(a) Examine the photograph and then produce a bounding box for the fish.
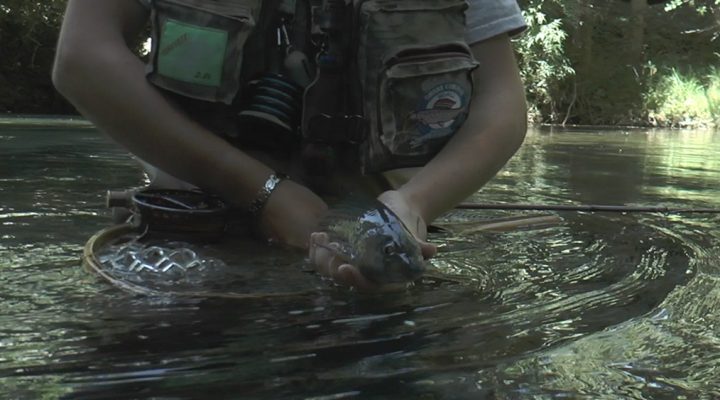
[317,199,427,284]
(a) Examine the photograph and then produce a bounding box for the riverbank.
[4,115,716,134]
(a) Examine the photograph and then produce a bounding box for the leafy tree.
[0,0,71,114]
[515,0,575,123]
[517,0,720,126]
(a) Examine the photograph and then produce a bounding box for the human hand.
[377,190,437,260]
[308,231,383,291]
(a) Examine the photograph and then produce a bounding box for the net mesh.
[97,240,229,287]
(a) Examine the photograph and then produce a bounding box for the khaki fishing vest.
[145,0,478,173]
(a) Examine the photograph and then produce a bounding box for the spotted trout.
[318,200,427,284]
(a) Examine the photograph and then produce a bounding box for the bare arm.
[53,0,327,247]
[397,34,528,224]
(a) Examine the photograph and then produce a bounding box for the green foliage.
[704,68,720,124]
[517,0,720,127]
[644,67,720,127]
[514,0,575,122]
[665,0,720,15]
[0,0,71,114]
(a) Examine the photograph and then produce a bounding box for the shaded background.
[1,0,719,126]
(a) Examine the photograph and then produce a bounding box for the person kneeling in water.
[53,0,528,290]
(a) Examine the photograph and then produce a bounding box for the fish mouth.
[402,253,427,277]
[384,260,426,284]
[361,259,426,284]
[404,261,427,280]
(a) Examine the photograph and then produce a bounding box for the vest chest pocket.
[148,0,259,104]
[379,48,476,158]
[356,0,479,173]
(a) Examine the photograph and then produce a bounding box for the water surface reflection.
[1,123,719,398]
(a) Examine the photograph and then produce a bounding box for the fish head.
[351,209,427,284]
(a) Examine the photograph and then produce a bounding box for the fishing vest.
[145,0,478,173]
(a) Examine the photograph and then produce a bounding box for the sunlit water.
[2,119,720,399]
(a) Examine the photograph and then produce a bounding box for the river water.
[1,119,719,399]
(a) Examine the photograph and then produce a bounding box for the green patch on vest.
[157,19,228,87]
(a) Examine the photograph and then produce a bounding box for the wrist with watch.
[247,172,288,218]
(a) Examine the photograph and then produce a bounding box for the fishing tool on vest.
[236,0,311,150]
[300,0,364,176]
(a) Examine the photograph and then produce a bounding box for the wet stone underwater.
[1,119,720,399]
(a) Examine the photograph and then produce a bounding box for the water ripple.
[1,125,719,398]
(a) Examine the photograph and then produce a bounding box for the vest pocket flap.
[160,0,259,19]
[384,52,478,80]
[361,0,467,13]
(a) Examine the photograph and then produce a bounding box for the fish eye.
[383,244,396,255]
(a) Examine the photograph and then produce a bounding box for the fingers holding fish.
[309,196,428,288]
[377,190,429,241]
[309,232,338,276]
[308,232,380,291]
[333,264,379,291]
[419,241,438,260]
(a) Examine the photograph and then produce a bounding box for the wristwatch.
[248,173,288,217]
